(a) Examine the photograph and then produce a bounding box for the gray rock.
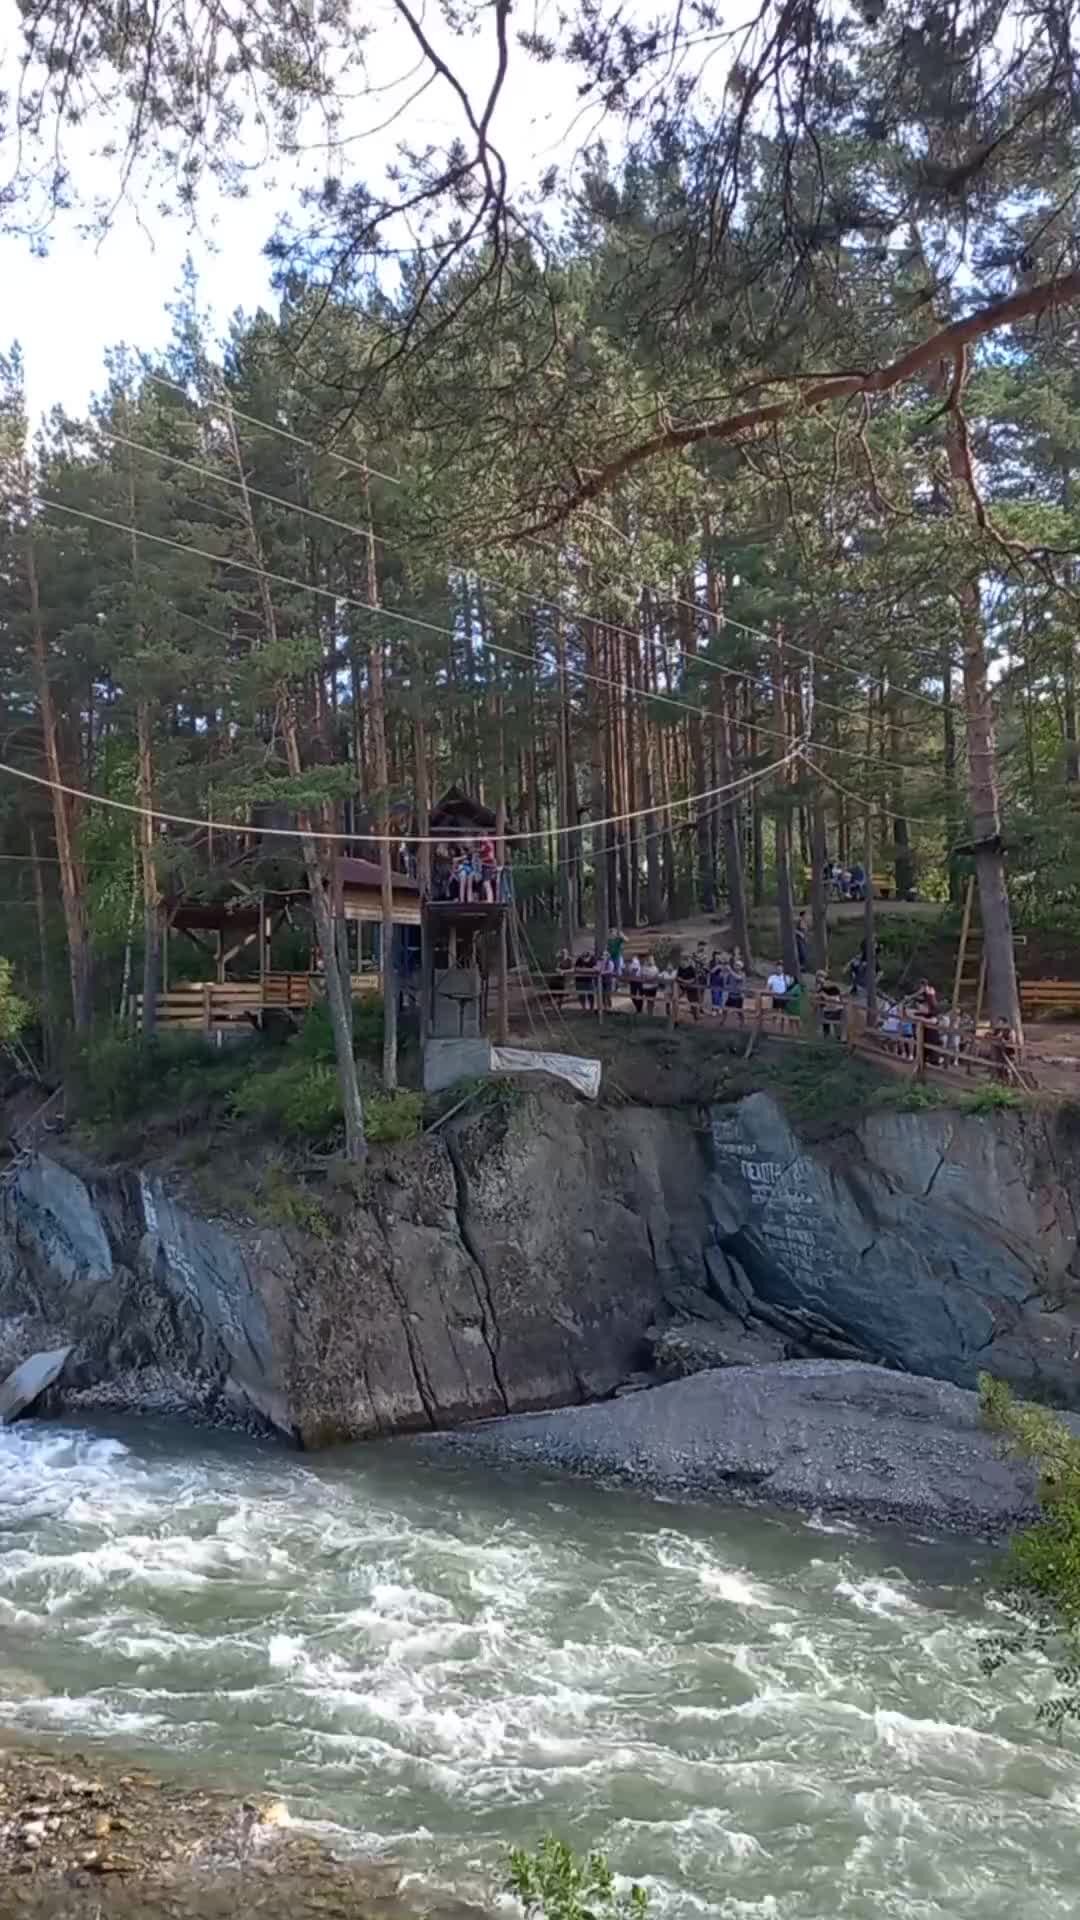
[418,1359,1066,1537]
[0,1345,72,1423]
[649,1315,792,1376]
[2,1083,1080,1450]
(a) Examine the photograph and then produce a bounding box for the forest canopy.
[0,0,1078,1149]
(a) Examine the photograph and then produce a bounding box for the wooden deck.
[133,971,382,1033]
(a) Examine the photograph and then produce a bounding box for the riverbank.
[419,1360,1063,1538]
[0,1734,485,1918]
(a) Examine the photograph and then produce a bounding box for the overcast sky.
[0,1,600,420]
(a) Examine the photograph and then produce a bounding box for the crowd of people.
[545,920,976,1062]
[824,858,868,901]
[430,837,502,904]
[550,934,763,1023]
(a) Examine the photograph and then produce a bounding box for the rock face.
[419,1360,1064,1537]
[0,1345,72,1424]
[0,1094,713,1443]
[1,1084,1079,1445]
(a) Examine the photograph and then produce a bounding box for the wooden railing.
[133,969,393,1032]
[134,973,315,1032]
[530,967,1020,1084]
[1019,981,1080,1018]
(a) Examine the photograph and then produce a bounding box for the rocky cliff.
[1,1083,1079,1443]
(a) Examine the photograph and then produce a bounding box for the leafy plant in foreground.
[979,1374,1080,1730]
[508,1838,648,1919]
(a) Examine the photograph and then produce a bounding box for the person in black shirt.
[574,950,596,1011]
[676,954,703,1021]
[816,970,844,1039]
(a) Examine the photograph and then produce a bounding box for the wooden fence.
[133,969,384,1033]
[529,967,1018,1085]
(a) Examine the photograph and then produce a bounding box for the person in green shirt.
[607,928,626,971]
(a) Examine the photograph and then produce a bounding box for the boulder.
[418,1359,1072,1537]
[0,1345,72,1423]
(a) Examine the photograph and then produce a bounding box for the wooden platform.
[133,970,382,1033]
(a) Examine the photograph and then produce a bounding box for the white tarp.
[490,1047,602,1100]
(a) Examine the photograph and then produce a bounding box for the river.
[1,1416,1078,1918]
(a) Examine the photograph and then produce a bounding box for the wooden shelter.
[135,864,422,1036]
[419,788,510,1083]
[338,858,421,926]
[429,786,498,839]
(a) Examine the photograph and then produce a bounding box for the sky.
[0,1,601,422]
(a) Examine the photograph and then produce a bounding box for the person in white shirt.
[766,967,791,1006]
[640,953,660,1015]
[626,952,643,1012]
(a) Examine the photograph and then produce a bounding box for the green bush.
[293,995,384,1066]
[260,1165,333,1239]
[365,1089,424,1143]
[508,1840,648,1920]
[956,1083,1024,1113]
[0,956,30,1048]
[979,1375,1080,1730]
[867,1081,945,1113]
[70,1030,253,1127]
[232,1059,343,1142]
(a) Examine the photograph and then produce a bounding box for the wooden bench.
[1020,981,1080,1018]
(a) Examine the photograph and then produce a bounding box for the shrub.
[0,956,30,1049]
[293,995,384,1066]
[71,1029,252,1128]
[957,1083,1024,1114]
[260,1165,333,1239]
[365,1089,424,1143]
[232,1059,343,1142]
[508,1840,648,1920]
[979,1375,1080,1729]
[867,1081,945,1113]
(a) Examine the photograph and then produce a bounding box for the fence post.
[203,983,213,1034]
[914,1018,925,1077]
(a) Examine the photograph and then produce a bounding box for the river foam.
[1,1416,1078,1918]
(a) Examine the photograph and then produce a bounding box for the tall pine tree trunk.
[137,698,161,1037]
[942,639,961,903]
[360,472,398,1091]
[703,547,751,964]
[554,617,576,946]
[584,621,608,954]
[773,643,798,979]
[24,525,92,1032]
[223,398,366,1159]
[943,416,1023,1037]
[28,820,55,1067]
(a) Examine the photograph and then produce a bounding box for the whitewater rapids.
[1,1417,1078,1917]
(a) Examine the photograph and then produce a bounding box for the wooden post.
[952,873,975,1012]
[974,950,988,1032]
[863,806,878,1029]
[496,917,509,1043]
[914,1017,926,1077]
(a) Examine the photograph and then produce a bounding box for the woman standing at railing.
[575,949,596,1012]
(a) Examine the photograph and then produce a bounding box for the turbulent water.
[2,1419,1079,1919]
